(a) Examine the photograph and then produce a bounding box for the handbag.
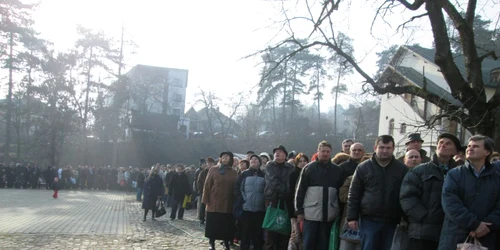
[328,217,341,250]
[155,200,167,217]
[262,200,291,235]
[390,224,409,250]
[339,221,361,243]
[457,236,487,250]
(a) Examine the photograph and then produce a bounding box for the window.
[173,108,181,116]
[174,94,182,102]
[389,119,395,136]
[400,123,406,134]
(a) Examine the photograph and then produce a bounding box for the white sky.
[28,0,500,114]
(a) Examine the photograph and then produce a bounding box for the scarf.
[219,165,228,175]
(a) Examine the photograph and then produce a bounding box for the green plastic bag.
[329,217,341,250]
[262,200,291,235]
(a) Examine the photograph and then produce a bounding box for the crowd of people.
[3,132,500,250]
[142,133,500,250]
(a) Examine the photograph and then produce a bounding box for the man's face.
[374,141,395,160]
[406,140,423,151]
[207,162,214,168]
[404,150,422,168]
[249,157,260,168]
[318,146,332,162]
[466,140,490,162]
[221,155,231,165]
[274,150,286,163]
[342,141,353,154]
[350,143,365,161]
[437,138,457,158]
[201,163,207,169]
[176,167,184,174]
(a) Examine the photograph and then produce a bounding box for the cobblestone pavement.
[0,189,227,249]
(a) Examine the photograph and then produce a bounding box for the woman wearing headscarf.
[203,151,238,250]
[141,166,164,221]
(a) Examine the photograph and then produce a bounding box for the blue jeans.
[302,220,334,250]
[136,187,142,201]
[360,218,397,250]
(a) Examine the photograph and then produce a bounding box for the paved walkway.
[0,189,216,249]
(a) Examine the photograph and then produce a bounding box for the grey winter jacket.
[234,168,266,212]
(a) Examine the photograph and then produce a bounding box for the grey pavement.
[0,189,223,249]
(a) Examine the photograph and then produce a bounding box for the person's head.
[350,143,365,161]
[219,152,234,166]
[273,145,288,163]
[317,141,332,163]
[175,164,184,174]
[233,157,240,167]
[249,155,262,168]
[404,149,422,168]
[454,146,466,165]
[246,151,255,159]
[374,135,395,161]
[436,133,460,158]
[294,153,309,168]
[259,152,270,165]
[490,152,500,163]
[200,159,207,169]
[54,177,59,182]
[206,157,215,168]
[342,139,354,154]
[287,151,297,161]
[466,135,494,163]
[405,133,424,151]
[332,153,350,165]
[239,160,249,171]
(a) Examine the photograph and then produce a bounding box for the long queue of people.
[137,133,500,250]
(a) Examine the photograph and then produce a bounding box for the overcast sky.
[30,0,499,113]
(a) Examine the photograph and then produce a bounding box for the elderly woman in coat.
[203,151,238,250]
[142,166,164,221]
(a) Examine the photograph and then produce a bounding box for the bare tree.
[255,0,500,148]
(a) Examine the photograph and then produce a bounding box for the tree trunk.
[333,65,342,136]
[4,32,14,164]
[282,63,288,133]
[317,67,321,133]
[82,46,94,164]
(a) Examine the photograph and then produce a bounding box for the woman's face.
[298,157,308,168]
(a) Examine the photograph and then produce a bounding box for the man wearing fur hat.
[398,133,431,163]
[400,133,460,249]
[264,145,294,250]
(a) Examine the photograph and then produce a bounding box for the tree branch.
[397,0,425,10]
[397,12,429,32]
[478,51,498,62]
[465,0,477,26]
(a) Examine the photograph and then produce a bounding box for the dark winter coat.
[438,161,500,250]
[141,174,164,210]
[168,172,191,202]
[264,160,294,202]
[288,166,303,218]
[400,154,457,241]
[339,158,359,180]
[197,168,209,195]
[136,172,145,188]
[347,154,407,224]
[295,160,344,222]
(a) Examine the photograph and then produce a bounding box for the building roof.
[131,64,188,73]
[405,45,500,87]
[395,66,462,106]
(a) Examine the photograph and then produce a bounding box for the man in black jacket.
[264,145,294,250]
[169,164,191,220]
[347,135,407,250]
[400,133,460,250]
[339,142,365,178]
[295,141,344,250]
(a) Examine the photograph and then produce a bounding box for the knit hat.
[249,154,262,166]
[259,152,271,160]
[437,133,461,151]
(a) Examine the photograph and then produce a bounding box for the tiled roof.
[395,66,462,106]
[405,45,500,87]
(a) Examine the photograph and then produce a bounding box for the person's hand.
[474,222,492,238]
[348,220,359,231]
[297,214,304,223]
